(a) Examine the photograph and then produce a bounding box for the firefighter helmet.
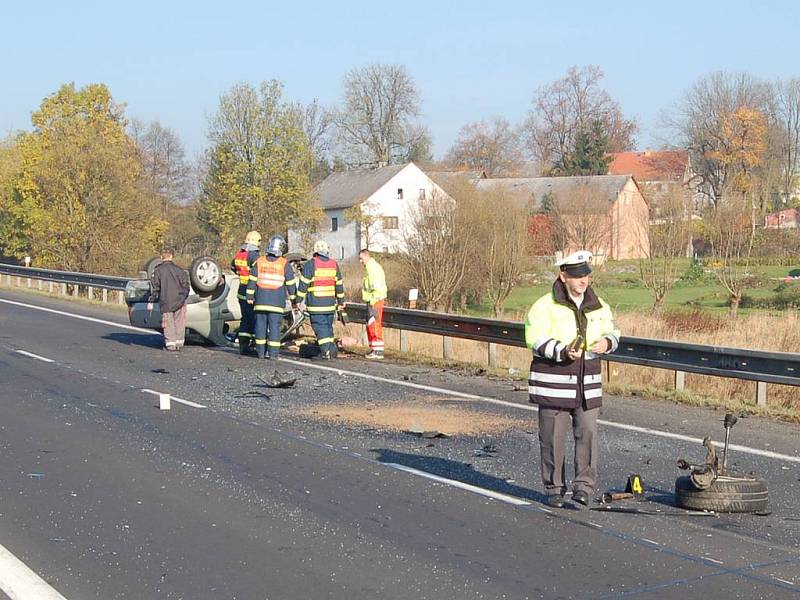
[313,240,330,257]
[245,230,261,245]
[267,235,287,257]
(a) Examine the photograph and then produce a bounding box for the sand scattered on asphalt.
[299,396,528,435]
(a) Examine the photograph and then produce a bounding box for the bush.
[740,283,800,310]
[662,310,726,334]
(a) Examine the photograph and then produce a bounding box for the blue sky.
[1,0,798,162]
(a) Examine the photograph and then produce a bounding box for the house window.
[419,188,426,200]
[397,188,403,199]
[331,217,338,232]
[383,216,399,229]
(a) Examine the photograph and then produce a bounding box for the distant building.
[764,208,800,229]
[609,149,701,211]
[288,162,449,260]
[476,175,650,260]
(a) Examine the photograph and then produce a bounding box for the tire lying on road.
[189,256,222,294]
[675,475,768,513]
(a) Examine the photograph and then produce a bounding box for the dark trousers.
[254,311,283,358]
[238,298,255,346]
[538,405,599,496]
[309,312,336,357]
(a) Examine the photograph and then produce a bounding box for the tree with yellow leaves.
[4,83,166,273]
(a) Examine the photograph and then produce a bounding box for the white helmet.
[267,235,287,257]
[313,240,330,257]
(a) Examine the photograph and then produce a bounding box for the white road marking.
[15,350,54,363]
[4,297,799,464]
[141,389,206,409]
[705,557,724,565]
[775,578,795,586]
[0,298,153,334]
[385,463,531,506]
[279,358,800,464]
[0,541,68,599]
[642,538,660,545]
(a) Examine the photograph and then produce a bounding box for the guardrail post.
[399,329,409,353]
[117,290,124,305]
[49,281,53,294]
[17,276,21,287]
[674,370,686,391]
[37,279,43,291]
[60,283,67,295]
[102,289,108,303]
[488,342,497,368]
[756,382,767,407]
[72,285,79,298]
[443,335,452,361]
[87,286,94,301]
[27,277,31,288]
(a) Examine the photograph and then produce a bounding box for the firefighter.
[231,230,261,355]
[247,235,298,359]
[296,240,344,359]
[359,248,387,359]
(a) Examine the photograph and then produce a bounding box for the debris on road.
[258,371,297,389]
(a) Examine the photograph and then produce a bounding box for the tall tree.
[335,63,431,167]
[291,98,334,184]
[200,80,322,249]
[0,135,26,257]
[523,65,637,174]
[444,117,523,176]
[775,78,800,204]
[129,119,192,214]
[7,83,165,273]
[560,119,612,175]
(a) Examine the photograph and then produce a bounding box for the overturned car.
[124,254,305,346]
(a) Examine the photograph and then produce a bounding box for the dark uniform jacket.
[296,255,345,313]
[150,260,190,313]
[524,279,619,410]
[231,246,260,301]
[246,255,298,311]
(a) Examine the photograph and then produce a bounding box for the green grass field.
[469,259,800,318]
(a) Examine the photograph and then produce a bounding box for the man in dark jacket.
[525,250,619,508]
[148,248,191,351]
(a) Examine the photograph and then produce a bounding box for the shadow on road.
[371,448,548,504]
[103,332,164,348]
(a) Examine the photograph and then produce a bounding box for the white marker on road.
[141,389,206,409]
[0,542,68,599]
[159,393,171,410]
[15,350,54,363]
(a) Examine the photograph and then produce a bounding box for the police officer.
[246,235,297,359]
[231,231,261,355]
[525,250,620,508]
[296,240,345,359]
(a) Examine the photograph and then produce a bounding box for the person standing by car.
[148,248,191,352]
[296,240,345,359]
[359,248,387,360]
[231,231,261,355]
[247,235,297,359]
[525,250,619,508]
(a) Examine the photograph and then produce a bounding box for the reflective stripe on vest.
[310,257,337,297]
[256,256,287,290]
[233,249,251,285]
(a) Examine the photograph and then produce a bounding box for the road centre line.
[141,389,206,409]
[0,542,68,600]
[385,463,532,506]
[15,350,54,363]
[3,297,799,464]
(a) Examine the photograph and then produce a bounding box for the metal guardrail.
[3,264,799,397]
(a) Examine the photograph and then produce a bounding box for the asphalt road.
[0,287,799,599]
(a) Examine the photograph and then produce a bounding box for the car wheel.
[143,256,162,278]
[675,475,768,513]
[189,256,222,293]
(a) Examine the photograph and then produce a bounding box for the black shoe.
[546,495,565,508]
[239,343,249,355]
[572,490,590,506]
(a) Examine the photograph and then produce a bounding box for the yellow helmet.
[245,230,261,245]
[313,240,330,257]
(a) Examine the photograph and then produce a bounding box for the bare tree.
[400,188,474,311]
[523,65,637,174]
[129,119,192,214]
[638,184,693,311]
[292,98,334,183]
[334,63,431,167]
[343,198,381,250]
[775,78,800,204]
[664,71,772,207]
[444,117,523,176]
[548,182,613,256]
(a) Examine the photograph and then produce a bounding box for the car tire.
[189,256,222,293]
[675,475,768,513]
[143,256,162,278]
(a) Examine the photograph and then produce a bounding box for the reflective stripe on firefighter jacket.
[246,255,297,313]
[231,247,259,300]
[361,257,387,305]
[524,279,619,410]
[296,255,344,313]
